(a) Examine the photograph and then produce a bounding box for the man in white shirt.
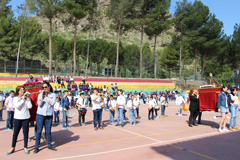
[0,91,5,121]
[91,89,103,130]
[176,92,185,116]
[5,91,15,130]
[76,93,87,126]
[133,93,140,119]
[109,95,116,124]
[116,89,126,127]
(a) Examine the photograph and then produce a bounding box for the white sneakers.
[213,116,217,119]
[218,128,230,133]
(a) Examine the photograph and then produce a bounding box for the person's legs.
[9,111,14,129]
[117,108,120,125]
[22,119,30,148]
[6,111,11,129]
[78,110,82,125]
[93,110,98,128]
[161,105,165,116]
[54,111,57,123]
[0,109,3,120]
[120,108,124,126]
[189,111,193,126]
[136,108,139,118]
[133,109,136,125]
[12,119,22,148]
[148,110,151,120]
[155,109,158,117]
[35,114,44,149]
[44,116,53,147]
[98,109,102,128]
[178,105,181,115]
[151,109,154,120]
[57,111,59,123]
[129,109,133,125]
[223,113,227,129]
[62,110,66,127]
[109,110,112,123]
[112,111,115,123]
[82,114,85,123]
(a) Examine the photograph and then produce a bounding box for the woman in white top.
[176,92,185,116]
[229,89,239,130]
[148,95,155,120]
[7,86,32,155]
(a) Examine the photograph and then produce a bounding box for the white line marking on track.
[46,131,221,160]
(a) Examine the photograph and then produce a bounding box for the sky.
[9,0,240,36]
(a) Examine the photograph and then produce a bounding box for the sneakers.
[156,116,159,119]
[213,116,217,119]
[227,116,230,119]
[33,148,39,154]
[229,127,234,131]
[62,127,67,130]
[67,126,71,129]
[94,127,98,130]
[99,126,103,130]
[223,128,230,132]
[218,128,223,133]
[82,123,86,126]
[234,127,240,130]
[6,128,13,131]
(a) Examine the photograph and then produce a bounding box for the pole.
[15,5,26,77]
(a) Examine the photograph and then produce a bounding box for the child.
[54,98,61,124]
[133,93,140,119]
[160,93,167,117]
[176,92,185,116]
[61,91,71,129]
[153,95,159,119]
[109,95,116,124]
[5,90,15,130]
[127,95,136,126]
[148,95,155,120]
[76,93,87,126]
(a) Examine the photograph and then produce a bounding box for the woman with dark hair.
[229,88,239,131]
[7,86,32,155]
[188,88,199,127]
[217,86,230,132]
[34,82,56,154]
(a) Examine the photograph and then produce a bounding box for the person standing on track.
[116,89,126,127]
[176,92,185,116]
[7,86,32,155]
[229,88,239,131]
[34,82,56,154]
[76,93,87,126]
[61,91,71,129]
[5,90,15,131]
[133,93,140,119]
[188,88,199,127]
[91,88,103,130]
[127,95,136,126]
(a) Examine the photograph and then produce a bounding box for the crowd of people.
[0,81,239,155]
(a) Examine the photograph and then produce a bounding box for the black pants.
[189,110,199,125]
[78,110,85,124]
[155,109,158,117]
[136,108,140,118]
[12,118,30,148]
[198,111,202,123]
[148,108,154,120]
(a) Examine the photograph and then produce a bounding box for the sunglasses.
[20,89,25,91]
[42,86,48,89]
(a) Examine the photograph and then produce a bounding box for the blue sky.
[9,0,240,36]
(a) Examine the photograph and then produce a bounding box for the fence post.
[40,61,42,76]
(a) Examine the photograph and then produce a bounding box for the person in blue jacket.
[217,86,231,133]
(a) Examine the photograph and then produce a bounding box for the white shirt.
[5,96,14,111]
[91,94,101,110]
[231,95,239,106]
[109,99,116,109]
[133,98,140,109]
[176,96,185,105]
[70,78,74,81]
[54,102,61,111]
[13,96,32,119]
[149,99,156,107]
[117,95,126,109]
[76,97,86,110]
[126,100,133,109]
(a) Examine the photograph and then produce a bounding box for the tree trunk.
[168,68,171,79]
[49,18,52,76]
[179,39,182,80]
[139,25,144,78]
[154,35,157,79]
[195,46,198,80]
[115,22,121,77]
[90,61,93,75]
[182,59,185,80]
[73,17,77,76]
[97,62,100,75]
[201,52,207,80]
[86,20,92,77]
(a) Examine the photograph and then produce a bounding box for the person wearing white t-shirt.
[91,89,103,130]
[7,86,32,155]
[5,91,15,130]
[133,93,140,119]
[0,91,5,120]
[76,93,87,126]
[108,95,116,124]
[176,92,185,116]
[54,98,61,124]
[116,89,126,127]
[127,95,136,126]
[148,95,155,120]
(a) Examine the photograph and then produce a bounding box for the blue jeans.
[178,105,182,115]
[161,105,165,115]
[129,109,136,125]
[0,109,3,120]
[230,105,238,128]
[109,110,115,123]
[148,108,154,120]
[54,111,59,123]
[35,114,53,148]
[136,108,140,118]
[117,108,124,126]
[62,110,68,127]
[104,104,107,111]
[93,109,102,128]
[6,111,14,129]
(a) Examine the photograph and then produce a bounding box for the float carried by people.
[23,82,42,123]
